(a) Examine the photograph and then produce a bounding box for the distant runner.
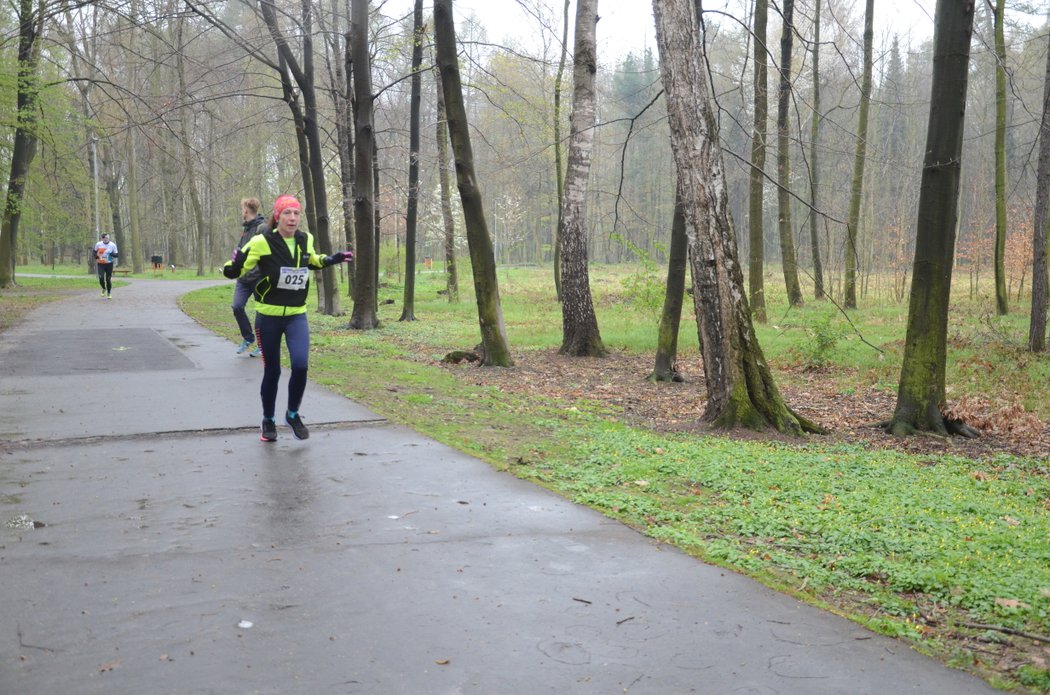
[94,233,119,299]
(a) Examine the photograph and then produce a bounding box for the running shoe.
[260,418,277,442]
[100,290,106,297]
[249,346,262,358]
[285,411,309,440]
[105,293,112,299]
[236,339,253,354]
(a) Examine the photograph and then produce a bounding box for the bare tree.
[807,0,824,300]
[844,0,874,309]
[0,0,45,287]
[559,0,606,357]
[776,0,803,307]
[434,64,459,302]
[434,0,512,366]
[552,0,570,301]
[399,0,424,322]
[992,0,1009,315]
[886,0,978,437]
[348,0,379,329]
[653,0,822,434]
[748,0,769,321]
[649,188,689,382]
[1030,29,1050,353]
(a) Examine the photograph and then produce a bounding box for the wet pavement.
[0,278,997,694]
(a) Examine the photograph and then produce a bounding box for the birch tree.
[652,0,822,434]
[559,0,606,357]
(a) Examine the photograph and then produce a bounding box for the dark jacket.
[234,214,268,286]
[238,214,268,248]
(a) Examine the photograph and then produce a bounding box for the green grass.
[0,275,101,332]
[17,261,221,281]
[12,262,1050,691]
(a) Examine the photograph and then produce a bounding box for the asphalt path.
[0,276,996,694]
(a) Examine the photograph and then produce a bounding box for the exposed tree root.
[647,368,685,384]
[881,415,980,439]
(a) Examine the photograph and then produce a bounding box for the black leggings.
[97,264,113,293]
[254,312,310,420]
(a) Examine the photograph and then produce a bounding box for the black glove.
[222,264,239,279]
[324,251,353,266]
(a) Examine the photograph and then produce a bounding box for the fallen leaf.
[435,658,450,665]
[994,598,1030,610]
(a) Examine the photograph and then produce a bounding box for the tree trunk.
[400,0,424,322]
[844,0,874,309]
[0,0,44,288]
[552,0,570,302]
[808,0,825,300]
[372,139,381,306]
[334,26,356,295]
[100,140,125,250]
[747,0,768,321]
[127,129,144,273]
[650,187,689,382]
[175,18,206,277]
[887,0,977,437]
[434,0,513,367]
[559,0,606,358]
[348,0,379,329]
[434,65,458,302]
[1030,30,1050,353]
[776,0,803,307]
[993,0,1009,316]
[260,0,338,314]
[653,0,821,435]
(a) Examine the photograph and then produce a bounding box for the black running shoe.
[285,411,309,440]
[261,418,277,442]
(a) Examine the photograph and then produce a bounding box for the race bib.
[278,266,309,289]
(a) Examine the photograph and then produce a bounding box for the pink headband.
[273,195,301,218]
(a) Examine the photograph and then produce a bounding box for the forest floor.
[456,347,1050,461]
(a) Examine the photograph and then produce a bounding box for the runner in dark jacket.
[231,198,269,355]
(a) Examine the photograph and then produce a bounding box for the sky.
[382,0,944,61]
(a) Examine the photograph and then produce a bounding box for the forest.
[0,1,1042,293]
[2,2,1050,689]
[0,1,1048,411]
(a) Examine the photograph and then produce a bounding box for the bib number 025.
[279,266,309,288]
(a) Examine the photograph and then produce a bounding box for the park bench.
[113,268,132,277]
